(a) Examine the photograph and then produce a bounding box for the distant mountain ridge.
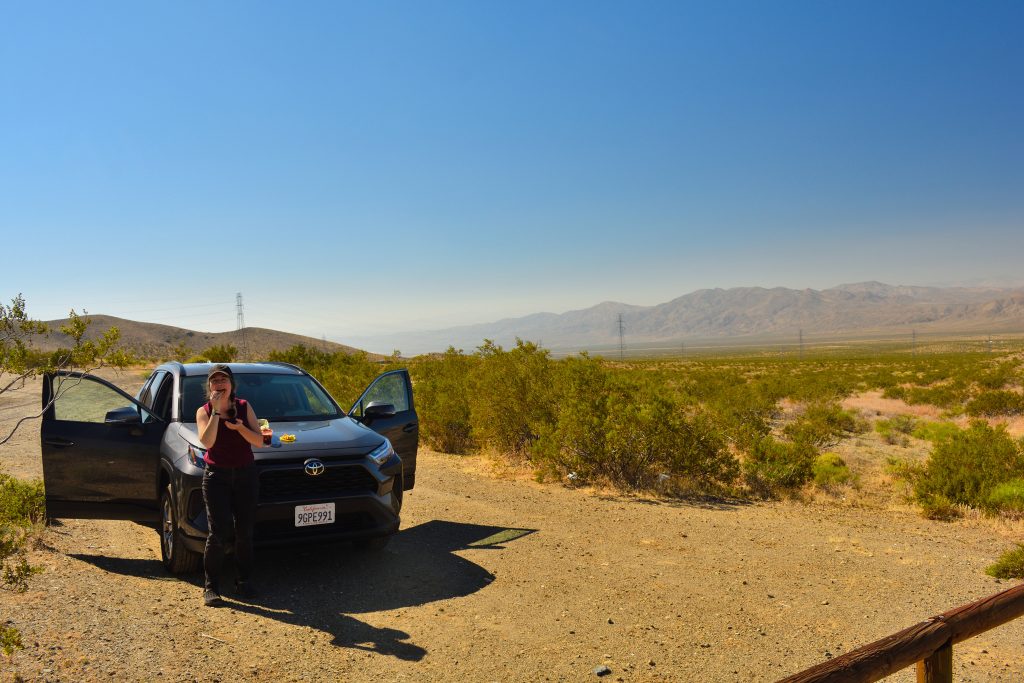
[34,315,369,361]
[345,282,1024,354]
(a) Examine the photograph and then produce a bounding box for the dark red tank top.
[203,398,254,468]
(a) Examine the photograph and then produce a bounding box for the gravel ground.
[2,371,1023,682]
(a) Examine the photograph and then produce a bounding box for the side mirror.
[105,406,142,425]
[362,402,396,423]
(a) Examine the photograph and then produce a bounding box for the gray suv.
[40,362,418,573]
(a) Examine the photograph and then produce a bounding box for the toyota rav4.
[40,362,418,573]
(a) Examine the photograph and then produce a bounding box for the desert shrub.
[813,452,852,488]
[965,390,1024,417]
[986,479,1024,516]
[876,415,917,446]
[914,421,1024,512]
[412,347,476,454]
[882,386,907,401]
[783,402,861,449]
[918,494,963,521]
[911,420,960,444]
[904,382,970,409]
[743,435,817,493]
[0,474,45,526]
[469,339,555,456]
[986,545,1024,580]
[0,622,23,656]
[199,344,237,363]
[976,362,1018,390]
[0,473,45,594]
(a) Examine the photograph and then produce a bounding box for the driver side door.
[40,372,164,521]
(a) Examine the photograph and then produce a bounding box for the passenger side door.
[349,369,419,490]
[40,372,164,521]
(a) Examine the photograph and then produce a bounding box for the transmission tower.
[617,314,625,361]
[236,293,248,359]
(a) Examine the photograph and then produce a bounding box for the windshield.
[181,373,342,422]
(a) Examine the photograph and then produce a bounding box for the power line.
[236,293,248,359]
[617,313,625,361]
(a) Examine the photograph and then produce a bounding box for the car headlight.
[368,439,395,465]
[187,443,207,469]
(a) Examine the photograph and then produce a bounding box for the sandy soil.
[2,373,1023,682]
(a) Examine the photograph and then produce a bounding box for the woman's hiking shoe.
[203,589,224,607]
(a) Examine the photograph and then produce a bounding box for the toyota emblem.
[304,459,325,477]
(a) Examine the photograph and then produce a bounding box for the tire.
[160,484,201,574]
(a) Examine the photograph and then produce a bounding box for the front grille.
[259,465,378,502]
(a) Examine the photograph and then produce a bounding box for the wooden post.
[916,640,952,683]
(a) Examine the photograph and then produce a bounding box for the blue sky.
[3,1,1022,350]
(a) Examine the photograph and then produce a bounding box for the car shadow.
[70,520,536,661]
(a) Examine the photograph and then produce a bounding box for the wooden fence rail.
[778,581,1024,683]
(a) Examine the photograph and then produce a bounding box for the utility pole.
[236,292,248,360]
[912,329,916,357]
[988,334,993,353]
[617,314,625,361]
[799,329,804,359]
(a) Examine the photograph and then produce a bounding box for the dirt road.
[2,373,1023,682]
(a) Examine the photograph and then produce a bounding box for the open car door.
[40,372,162,521]
[349,369,419,490]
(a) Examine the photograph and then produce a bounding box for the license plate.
[294,503,335,527]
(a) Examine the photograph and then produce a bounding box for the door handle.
[402,422,418,433]
[43,437,75,448]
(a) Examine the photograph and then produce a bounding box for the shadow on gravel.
[72,520,536,661]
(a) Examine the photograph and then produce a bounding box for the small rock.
[607,618,614,624]
[594,665,612,677]
[821,600,829,605]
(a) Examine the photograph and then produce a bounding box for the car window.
[352,373,409,417]
[139,371,169,423]
[53,376,135,423]
[180,373,340,422]
[149,373,173,422]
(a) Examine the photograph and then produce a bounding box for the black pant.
[202,465,259,591]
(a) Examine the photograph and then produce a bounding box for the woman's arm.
[197,404,219,448]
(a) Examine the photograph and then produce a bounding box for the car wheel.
[161,484,201,574]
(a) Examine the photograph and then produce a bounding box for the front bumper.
[177,456,402,554]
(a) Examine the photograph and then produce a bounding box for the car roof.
[173,362,306,378]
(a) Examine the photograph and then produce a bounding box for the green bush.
[986,544,1024,580]
[743,436,817,493]
[199,344,237,363]
[0,473,45,594]
[469,339,555,457]
[965,390,1024,417]
[911,420,960,444]
[914,421,1024,512]
[783,402,861,449]
[919,494,962,521]
[412,347,476,454]
[813,453,852,487]
[876,415,917,445]
[0,622,23,657]
[986,479,1024,516]
[0,474,45,526]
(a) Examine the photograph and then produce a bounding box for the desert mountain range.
[345,281,1024,354]
[36,282,1024,358]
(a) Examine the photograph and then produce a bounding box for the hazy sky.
[3,1,1022,347]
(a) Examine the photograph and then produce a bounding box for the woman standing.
[196,364,263,606]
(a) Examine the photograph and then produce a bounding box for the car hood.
[177,417,383,460]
